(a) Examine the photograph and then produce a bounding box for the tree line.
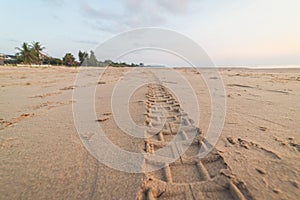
[6,42,139,67]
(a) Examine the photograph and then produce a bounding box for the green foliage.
[62,53,79,66]
[4,58,21,65]
[43,57,62,65]
[13,42,140,67]
[77,50,137,67]
[78,50,88,65]
[80,50,101,66]
[15,42,47,65]
[32,41,45,64]
[88,51,98,66]
[109,62,138,67]
[16,42,37,64]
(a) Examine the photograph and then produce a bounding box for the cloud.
[159,0,190,14]
[80,1,118,20]
[122,0,190,14]
[85,20,128,33]
[80,0,193,33]
[9,39,21,43]
[73,40,98,45]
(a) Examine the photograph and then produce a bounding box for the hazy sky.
[1,0,299,66]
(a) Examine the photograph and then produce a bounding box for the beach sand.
[0,66,299,199]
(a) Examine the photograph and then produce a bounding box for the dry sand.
[0,66,299,199]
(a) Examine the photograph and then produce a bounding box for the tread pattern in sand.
[137,83,252,200]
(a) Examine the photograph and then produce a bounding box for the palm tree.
[32,41,45,64]
[78,50,89,65]
[63,53,78,66]
[16,42,36,64]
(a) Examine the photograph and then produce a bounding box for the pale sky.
[1,0,300,66]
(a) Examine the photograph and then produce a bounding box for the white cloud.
[159,0,190,13]
[80,0,193,33]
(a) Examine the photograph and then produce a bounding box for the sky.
[1,0,300,67]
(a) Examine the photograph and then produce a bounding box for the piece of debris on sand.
[103,112,112,116]
[96,116,110,122]
[97,81,106,85]
[227,136,238,145]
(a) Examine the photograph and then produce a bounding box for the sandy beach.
[0,66,299,199]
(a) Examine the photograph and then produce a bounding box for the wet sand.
[0,66,299,199]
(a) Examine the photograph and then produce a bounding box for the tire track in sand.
[137,80,253,200]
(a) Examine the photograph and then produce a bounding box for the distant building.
[0,54,17,65]
[0,54,5,65]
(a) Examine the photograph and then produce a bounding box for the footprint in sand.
[226,136,281,160]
